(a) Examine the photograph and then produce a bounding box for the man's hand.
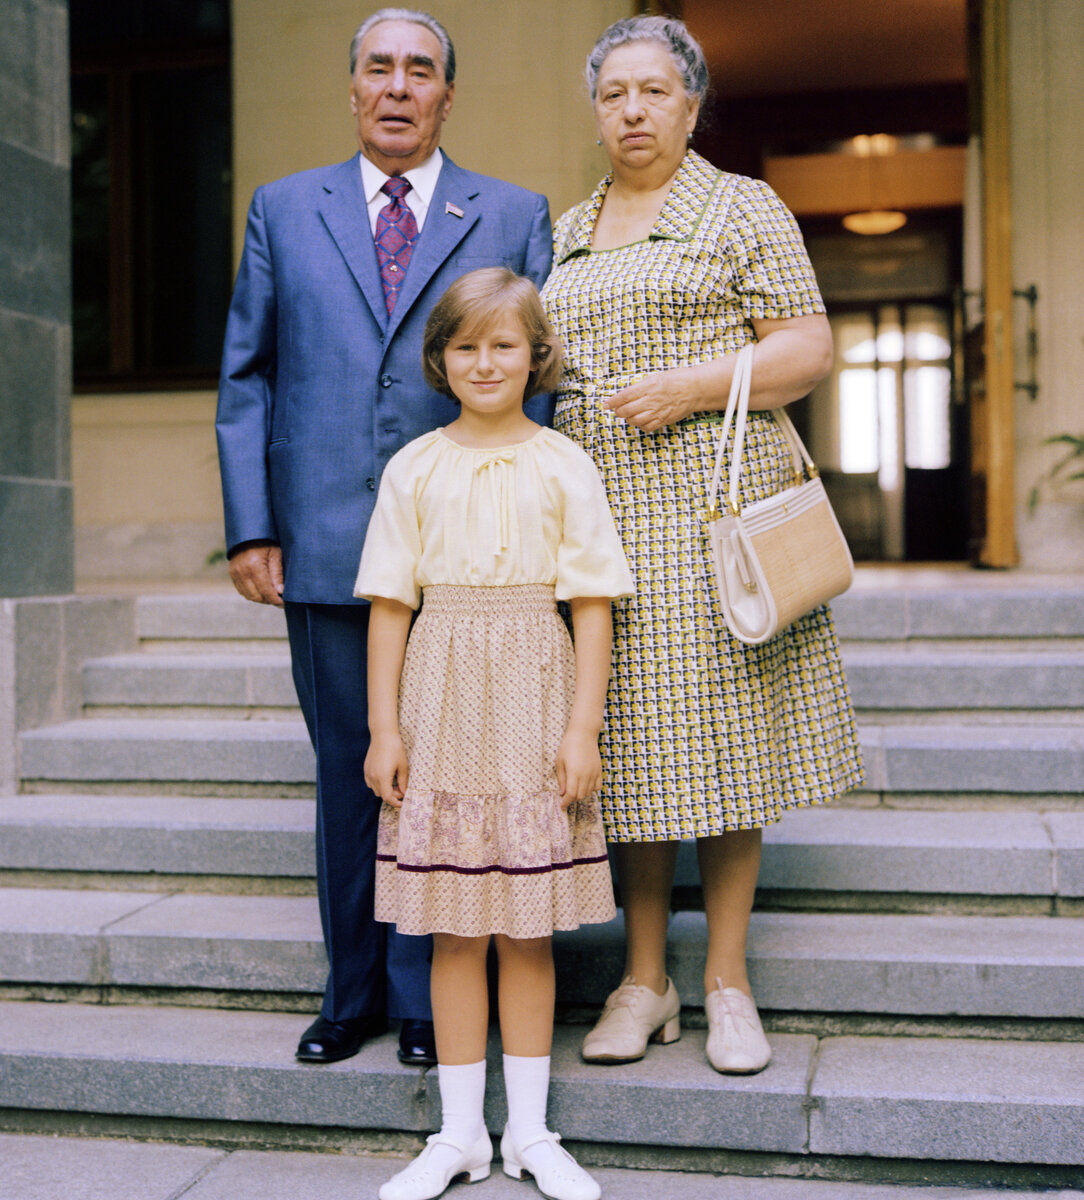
[556,727,603,810]
[364,731,410,807]
[228,542,284,607]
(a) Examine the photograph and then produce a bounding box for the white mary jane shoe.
[501,1127,601,1200]
[580,975,680,1063]
[705,980,771,1074]
[378,1129,492,1200]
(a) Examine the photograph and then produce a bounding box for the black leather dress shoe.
[397,1018,438,1066]
[296,1014,387,1063]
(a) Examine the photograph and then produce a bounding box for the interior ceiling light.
[842,133,907,236]
[842,209,908,235]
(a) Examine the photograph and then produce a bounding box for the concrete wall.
[72,393,224,582]
[0,0,73,595]
[1010,0,1084,569]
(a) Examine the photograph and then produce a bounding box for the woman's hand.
[364,731,410,807]
[556,726,603,809]
[604,366,701,432]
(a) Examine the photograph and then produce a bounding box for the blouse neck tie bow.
[474,450,517,557]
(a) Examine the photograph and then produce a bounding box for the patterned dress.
[541,151,863,842]
[354,428,634,937]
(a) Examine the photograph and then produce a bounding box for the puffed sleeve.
[727,177,825,320]
[552,443,635,601]
[353,452,423,609]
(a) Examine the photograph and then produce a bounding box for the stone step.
[81,653,298,713]
[6,1134,1075,1200]
[0,1002,1080,1166]
[831,580,1084,642]
[79,646,1084,718]
[19,717,1084,798]
[841,647,1084,711]
[4,889,1083,1018]
[19,717,315,788]
[0,794,315,878]
[135,594,288,645]
[4,800,1082,904]
[132,583,1084,649]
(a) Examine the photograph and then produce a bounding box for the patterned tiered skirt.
[374,584,616,938]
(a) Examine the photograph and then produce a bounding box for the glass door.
[807,303,967,560]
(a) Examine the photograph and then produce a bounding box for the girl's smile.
[442,320,539,445]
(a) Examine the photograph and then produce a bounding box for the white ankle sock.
[436,1060,487,1148]
[503,1053,551,1147]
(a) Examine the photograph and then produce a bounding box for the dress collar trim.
[555,150,725,263]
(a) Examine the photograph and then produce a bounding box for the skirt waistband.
[421,584,557,613]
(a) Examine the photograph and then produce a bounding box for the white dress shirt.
[359,148,444,235]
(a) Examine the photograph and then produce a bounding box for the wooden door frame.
[976,0,1018,566]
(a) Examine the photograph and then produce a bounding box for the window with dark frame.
[70,0,232,390]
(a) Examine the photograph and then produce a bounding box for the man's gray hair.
[585,15,708,106]
[349,8,456,83]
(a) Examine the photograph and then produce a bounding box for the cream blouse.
[354,427,634,609]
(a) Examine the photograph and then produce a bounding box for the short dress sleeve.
[726,177,825,320]
[551,440,635,601]
[353,451,423,609]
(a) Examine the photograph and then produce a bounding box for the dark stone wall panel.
[0,310,65,479]
[0,478,74,597]
[0,0,69,165]
[0,141,70,324]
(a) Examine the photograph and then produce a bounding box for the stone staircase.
[2,575,1084,1189]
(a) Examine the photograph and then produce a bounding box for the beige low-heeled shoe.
[705,980,771,1074]
[581,975,681,1063]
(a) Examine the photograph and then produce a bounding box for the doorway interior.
[680,0,972,562]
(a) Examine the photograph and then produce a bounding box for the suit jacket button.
[380,373,392,388]
[366,477,375,491]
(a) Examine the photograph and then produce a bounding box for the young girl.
[356,269,633,1200]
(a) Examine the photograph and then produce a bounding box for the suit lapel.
[384,156,480,342]
[318,156,387,330]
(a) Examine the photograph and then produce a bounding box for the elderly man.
[216,8,552,1066]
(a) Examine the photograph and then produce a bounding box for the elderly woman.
[541,16,862,1074]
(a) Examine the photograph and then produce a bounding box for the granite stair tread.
[78,646,1084,714]
[4,889,1084,1016]
[0,1001,1081,1165]
[4,799,1084,898]
[5,1132,1080,1200]
[20,716,1084,794]
[81,653,296,710]
[842,646,1084,710]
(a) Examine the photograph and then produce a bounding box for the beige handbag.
[706,343,854,645]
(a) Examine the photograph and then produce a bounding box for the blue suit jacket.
[216,153,553,605]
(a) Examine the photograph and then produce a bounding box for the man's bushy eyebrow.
[364,51,438,71]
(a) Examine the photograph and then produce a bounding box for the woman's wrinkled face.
[594,40,698,175]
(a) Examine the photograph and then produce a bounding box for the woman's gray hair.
[585,15,708,106]
[350,8,456,83]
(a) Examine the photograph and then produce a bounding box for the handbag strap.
[706,343,819,517]
[708,343,753,516]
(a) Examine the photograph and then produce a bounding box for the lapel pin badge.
[445,202,464,218]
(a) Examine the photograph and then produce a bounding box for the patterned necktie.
[375,176,418,313]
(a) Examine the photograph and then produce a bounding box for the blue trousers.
[285,601,432,1023]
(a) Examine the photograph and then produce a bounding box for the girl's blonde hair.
[422,268,564,400]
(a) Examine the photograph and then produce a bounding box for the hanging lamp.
[842,134,907,235]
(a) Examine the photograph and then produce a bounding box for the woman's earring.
[596,138,602,146]
[687,132,693,143]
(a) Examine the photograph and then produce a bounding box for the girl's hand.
[604,367,700,433]
[364,731,410,807]
[556,728,603,810]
